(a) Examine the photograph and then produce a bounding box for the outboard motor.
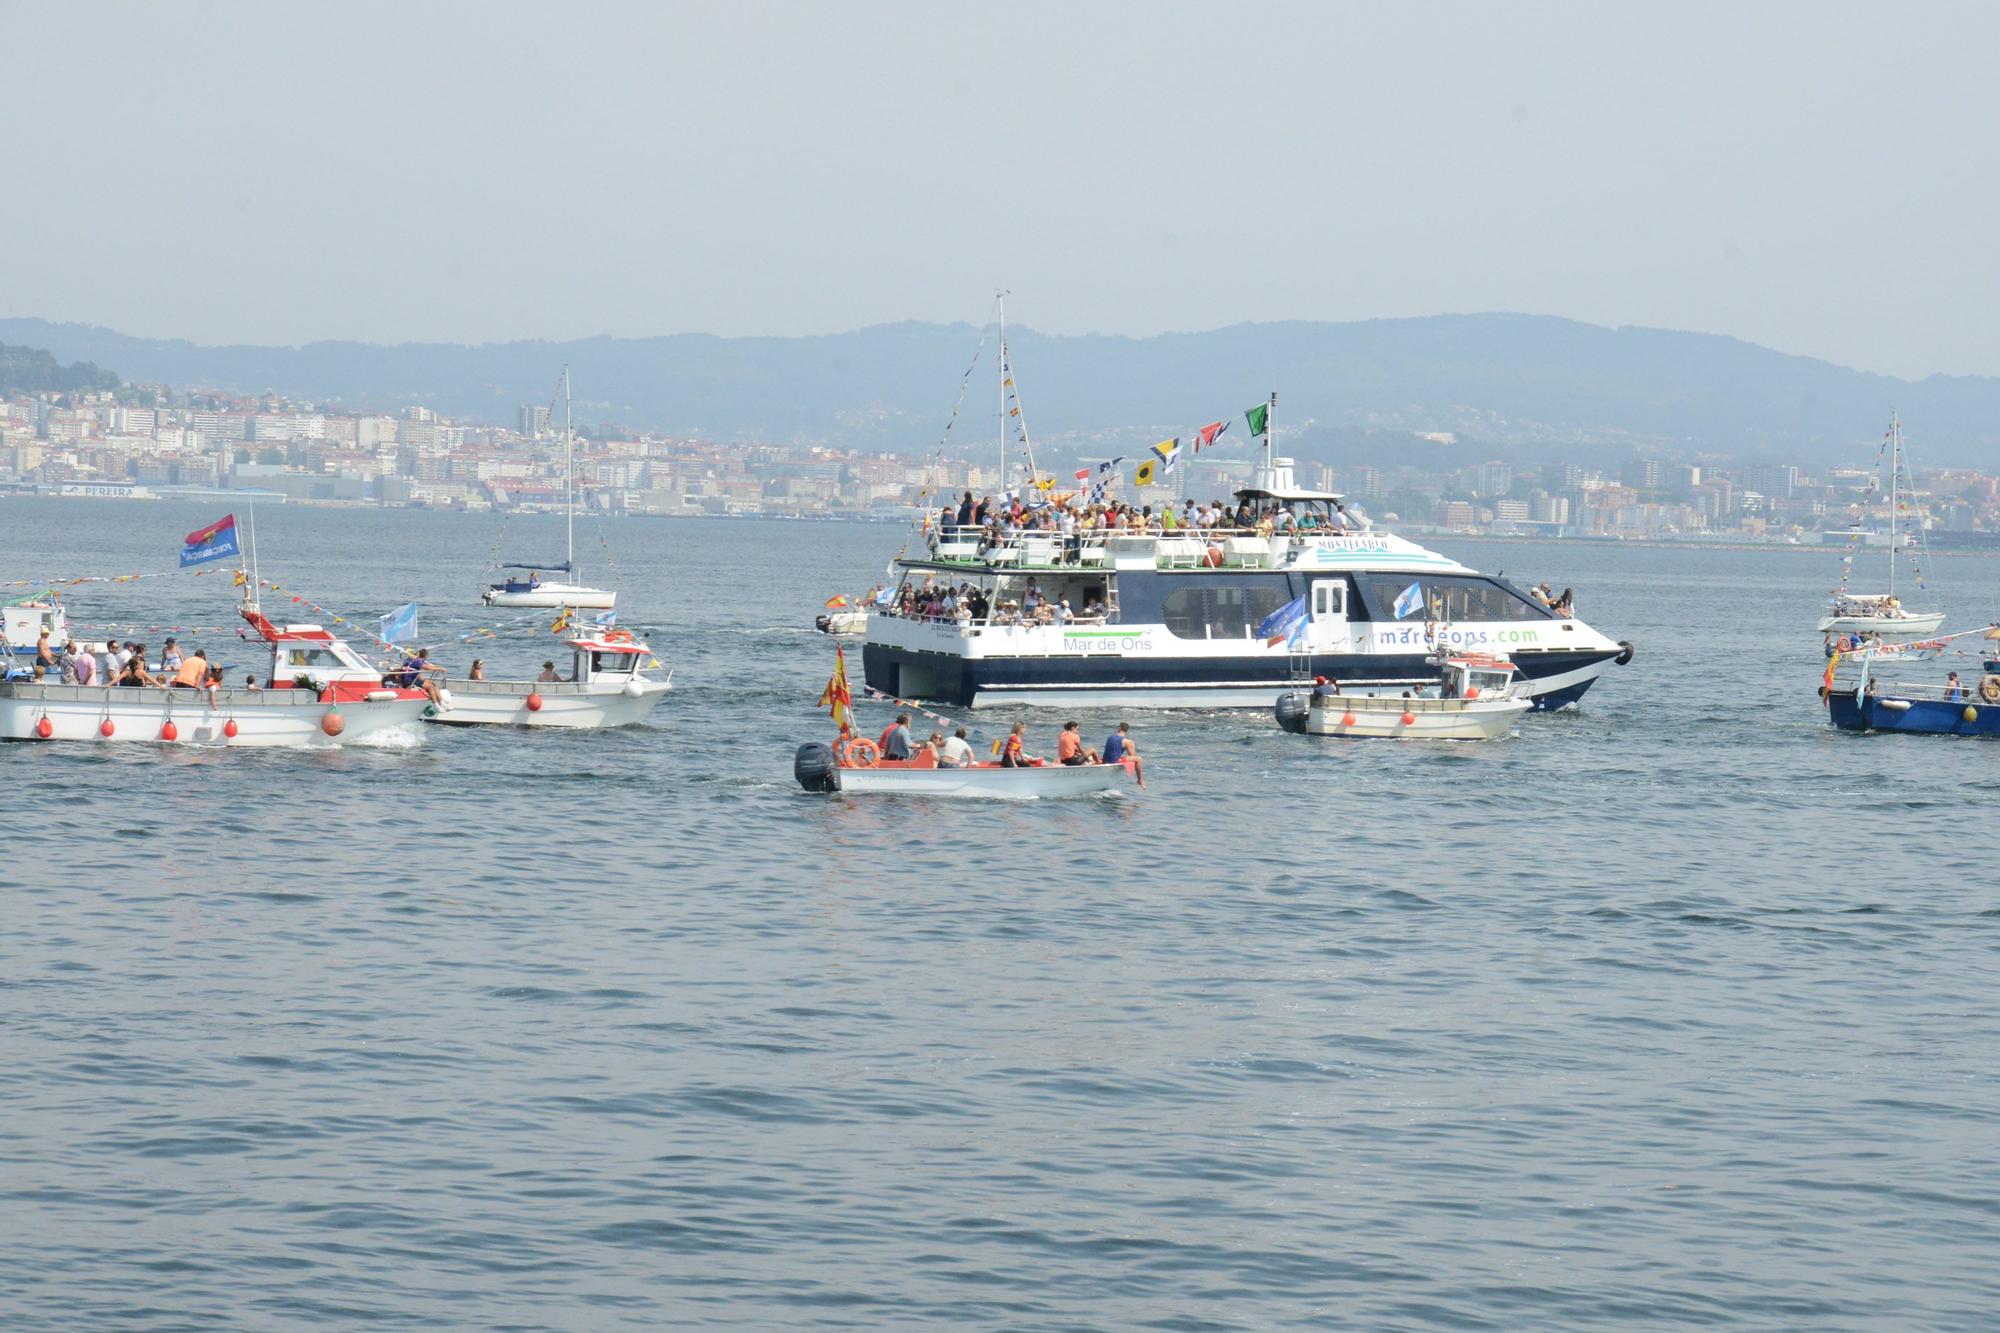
[794,741,840,792]
[1275,691,1311,734]
[814,614,834,634]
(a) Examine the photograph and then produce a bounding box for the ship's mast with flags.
[996,293,1042,498]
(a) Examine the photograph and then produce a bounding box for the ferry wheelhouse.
[862,457,1633,711]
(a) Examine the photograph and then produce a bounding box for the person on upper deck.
[956,492,975,526]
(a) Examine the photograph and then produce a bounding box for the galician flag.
[819,644,853,731]
[1392,581,1425,620]
[180,513,240,567]
[1245,402,1269,437]
[379,602,420,644]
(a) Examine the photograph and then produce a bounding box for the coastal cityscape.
[7,368,2000,544]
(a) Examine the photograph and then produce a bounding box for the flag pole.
[1266,390,1277,471]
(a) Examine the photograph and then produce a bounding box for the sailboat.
[1817,414,1943,637]
[484,367,616,610]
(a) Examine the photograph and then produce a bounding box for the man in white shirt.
[938,727,975,768]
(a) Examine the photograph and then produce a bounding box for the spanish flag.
[819,644,853,731]
[825,594,850,609]
[1822,648,1841,700]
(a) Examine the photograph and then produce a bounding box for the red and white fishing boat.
[0,590,431,746]
[429,626,671,728]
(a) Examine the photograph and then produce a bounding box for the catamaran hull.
[482,589,618,609]
[862,643,1620,712]
[0,685,429,746]
[1817,612,1947,635]
[426,679,669,728]
[1827,690,2000,736]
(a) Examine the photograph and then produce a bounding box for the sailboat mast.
[996,294,1008,493]
[1266,391,1277,470]
[1887,413,1897,601]
[564,366,574,573]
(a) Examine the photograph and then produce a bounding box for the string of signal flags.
[1052,400,1272,504]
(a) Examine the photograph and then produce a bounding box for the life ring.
[605,629,634,643]
[837,736,881,768]
[1980,674,2000,704]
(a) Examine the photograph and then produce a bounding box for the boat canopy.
[500,561,570,572]
[1232,482,1346,503]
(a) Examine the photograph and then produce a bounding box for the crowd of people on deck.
[871,712,1144,786]
[1525,582,1576,617]
[930,489,1368,557]
[875,576,1110,628]
[22,631,231,689]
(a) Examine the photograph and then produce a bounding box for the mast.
[995,293,1008,493]
[1265,390,1277,470]
[564,365,574,574]
[1887,413,1897,600]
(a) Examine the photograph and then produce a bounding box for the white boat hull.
[427,677,670,728]
[1282,691,1530,740]
[482,583,617,609]
[833,760,1137,799]
[0,684,429,747]
[1817,611,1946,635]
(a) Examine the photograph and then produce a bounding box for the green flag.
[1245,402,1269,436]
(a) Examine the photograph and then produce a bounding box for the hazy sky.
[5,1,1996,378]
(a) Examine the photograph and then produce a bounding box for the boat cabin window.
[1468,669,1511,693]
[1312,581,1345,618]
[1359,574,1550,623]
[589,651,637,675]
[1161,582,1294,639]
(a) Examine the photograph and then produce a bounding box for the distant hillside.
[0,341,119,397]
[1,313,1994,465]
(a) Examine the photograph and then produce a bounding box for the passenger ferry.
[861,455,1633,711]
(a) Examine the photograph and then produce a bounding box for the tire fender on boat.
[1980,674,2000,704]
[1615,641,1636,666]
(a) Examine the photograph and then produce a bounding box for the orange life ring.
[838,736,881,768]
[605,629,634,643]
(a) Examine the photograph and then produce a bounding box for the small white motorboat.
[482,576,617,610]
[815,608,868,636]
[1276,654,1531,740]
[429,627,670,728]
[795,736,1139,798]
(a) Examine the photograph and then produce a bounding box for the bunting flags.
[1134,459,1160,487]
[1245,402,1270,437]
[1196,420,1228,450]
[1150,438,1181,478]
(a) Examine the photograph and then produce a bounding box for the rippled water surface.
[5,499,1999,1329]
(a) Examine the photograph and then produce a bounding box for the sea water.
[3,498,1997,1328]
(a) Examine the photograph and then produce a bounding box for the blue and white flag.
[1392,581,1425,620]
[595,610,618,627]
[379,602,420,644]
[1257,594,1310,647]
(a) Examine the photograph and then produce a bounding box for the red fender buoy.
[35,715,53,739]
[223,718,240,739]
[1464,687,1480,700]
[1339,712,1357,727]
[99,718,116,738]
[160,720,178,742]
[1400,712,1417,727]
[525,692,544,712]
[321,709,345,736]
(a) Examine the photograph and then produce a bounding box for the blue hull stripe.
[1828,691,2000,736]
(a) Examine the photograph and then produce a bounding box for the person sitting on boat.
[1000,721,1038,767]
[117,653,161,688]
[398,648,446,705]
[170,648,208,688]
[243,674,261,691]
[1102,722,1144,787]
[537,660,559,682]
[917,732,945,766]
[1057,721,1098,766]
[939,727,974,768]
[161,638,184,674]
[1945,672,1967,702]
[878,713,912,761]
[1311,675,1342,697]
[1552,588,1575,618]
[468,659,486,682]
[527,572,541,590]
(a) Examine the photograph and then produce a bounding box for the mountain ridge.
[1,312,1991,465]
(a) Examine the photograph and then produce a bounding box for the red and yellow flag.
[1822,648,1841,698]
[819,644,853,731]
[825,594,850,609]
